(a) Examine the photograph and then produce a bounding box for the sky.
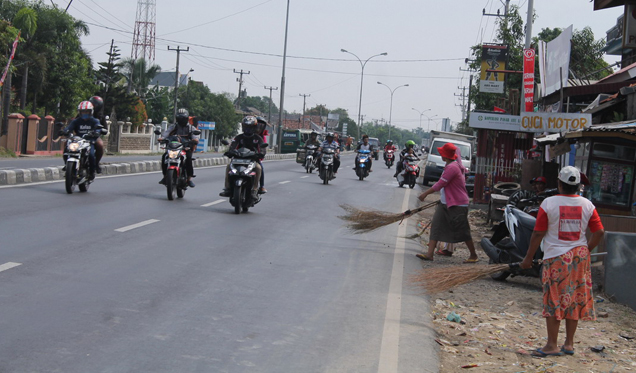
[54,0,623,133]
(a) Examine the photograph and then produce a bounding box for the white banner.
[469,112,521,131]
[539,25,573,97]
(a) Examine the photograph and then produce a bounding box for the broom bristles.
[408,263,510,294]
[338,202,437,234]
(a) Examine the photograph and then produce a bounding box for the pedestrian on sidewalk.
[416,143,479,263]
[520,166,604,358]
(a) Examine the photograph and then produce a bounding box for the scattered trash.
[505,301,515,306]
[484,348,492,355]
[516,348,530,355]
[598,311,609,318]
[596,296,606,303]
[619,331,634,340]
[461,364,479,369]
[447,311,461,323]
[591,345,605,353]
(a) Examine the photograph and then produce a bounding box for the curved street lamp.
[377,81,409,139]
[341,49,387,140]
[424,114,438,133]
[411,108,430,132]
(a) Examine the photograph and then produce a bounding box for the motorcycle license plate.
[232,159,251,165]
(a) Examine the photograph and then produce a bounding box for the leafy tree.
[121,57,161,98]
[179,82,239,139]
[94,45,141,124]
[145,85,173,124]
[12,7,37,110]
[238,95,279,115]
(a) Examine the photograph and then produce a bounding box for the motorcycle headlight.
[68,143,79,152]
[230,168,238,174]
[243,163,255,174]
[168,150,180,159]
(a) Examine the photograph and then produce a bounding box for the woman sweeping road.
[520,166,605,358]
[416,142,479,263]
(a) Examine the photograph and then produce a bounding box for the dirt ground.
[412,198,636,373]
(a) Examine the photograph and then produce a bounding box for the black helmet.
[89,96,104,115]
[310,131,318,137]
[176,108,189,126]
[241,116,258,136]
[326,132,334,139]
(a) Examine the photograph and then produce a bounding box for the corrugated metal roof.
[565,122,636,139]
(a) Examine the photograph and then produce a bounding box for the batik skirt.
[542,246,596,321]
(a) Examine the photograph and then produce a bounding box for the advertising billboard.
[479,45,508,94]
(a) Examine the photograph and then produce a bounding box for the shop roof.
[565,122,636,140]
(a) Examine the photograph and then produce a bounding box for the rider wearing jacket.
[384,140,397,158]
[354,134,373,171]
[219,116,266,199]
[394,140,416,177]
[158,108,199,187]
[304,131,321,167]
[62,101,107,179]
[255,116,268,194]
[88,96,107,173]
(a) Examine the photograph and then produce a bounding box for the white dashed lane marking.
[0,262,22,273]
[115,219,160,232]
[300,176,309,179]
[279,181,291,184]
[201,200,224,207]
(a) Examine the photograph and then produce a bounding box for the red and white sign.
[523,48,535,112]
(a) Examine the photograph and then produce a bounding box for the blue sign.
[196,138,207,152]
[199,121,215,130]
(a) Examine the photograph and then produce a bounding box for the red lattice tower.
[131,0,156,61]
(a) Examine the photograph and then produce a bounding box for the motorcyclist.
[384,140,396,156]
[304,131,321,168]
[219,116,265,199]
[61,101,107,180]
[158,108,199,188]
[88,96,106,174]
[255,116,268,194]
[394,140,417,177]
[317,132,340,176]
[353,134,373,172]
[530,176,547,195]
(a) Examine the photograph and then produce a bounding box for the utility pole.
[454,86,468,122]
[299,93,310,123]
[234,69,250,111]
[168,45,189,123]
[264,86,278,124]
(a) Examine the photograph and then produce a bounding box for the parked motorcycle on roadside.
[384,149,395,168]
[155,129,201,201]
[396,155,420,189]
[318,148,337,185]
[304,144,318,173]
[61,128,105,194]
[221,140,267,214]
[355,149,371,181]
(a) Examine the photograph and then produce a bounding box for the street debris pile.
[413,204,636,372]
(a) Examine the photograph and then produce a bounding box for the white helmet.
[77,101,94,114]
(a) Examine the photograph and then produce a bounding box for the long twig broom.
[404,220,431,240]
[338,201,439,234]
[409,261,539,294]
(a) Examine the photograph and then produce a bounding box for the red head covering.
[438,142,458,160]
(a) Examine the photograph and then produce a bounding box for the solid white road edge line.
[115,219,160,232]
[201,200,224,207]
[377,187,410,373]
[300,176,309,178]
[279,181,291,184]
[0,262,22,273]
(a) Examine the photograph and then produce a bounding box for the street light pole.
[412,108,430,140]
[377,81,409,140]
[277,0,291,153]
[341,49,387,141]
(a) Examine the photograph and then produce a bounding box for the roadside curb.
[0,153,296,186]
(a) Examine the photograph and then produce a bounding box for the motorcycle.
[480,204,543,281]
[396,155,420,189]
[318,147,337,185]
[384,149,395,168]
[304,144,318,173]
[507,188,558,217]
[222,140,267,214]
[156,131,200,201]
[355,149,371,181]
[62,129,104,194]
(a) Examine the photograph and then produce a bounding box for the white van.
[422,132,474,186]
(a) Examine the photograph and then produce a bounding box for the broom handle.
[403,201,439,216]
[508,259,542,269]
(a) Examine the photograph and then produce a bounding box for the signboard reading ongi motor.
[469,112,591,133]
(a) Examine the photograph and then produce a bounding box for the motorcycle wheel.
[359,172,364,181]
[166,169,177,200]
[79,175,90,192]
[322,169,328,185]
[177,174,185,199]
[489,258,511,281]
[234,185,243,214]
[409,180,415,189]
[65,162,76,194]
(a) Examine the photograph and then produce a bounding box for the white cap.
[559,166,581,185]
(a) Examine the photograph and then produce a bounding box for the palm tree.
[121,57,161,99]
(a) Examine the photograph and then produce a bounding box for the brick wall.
[119,134,151,151]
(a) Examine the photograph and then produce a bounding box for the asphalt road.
[0,155,437,373]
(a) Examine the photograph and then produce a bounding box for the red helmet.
[77,101,94,114]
